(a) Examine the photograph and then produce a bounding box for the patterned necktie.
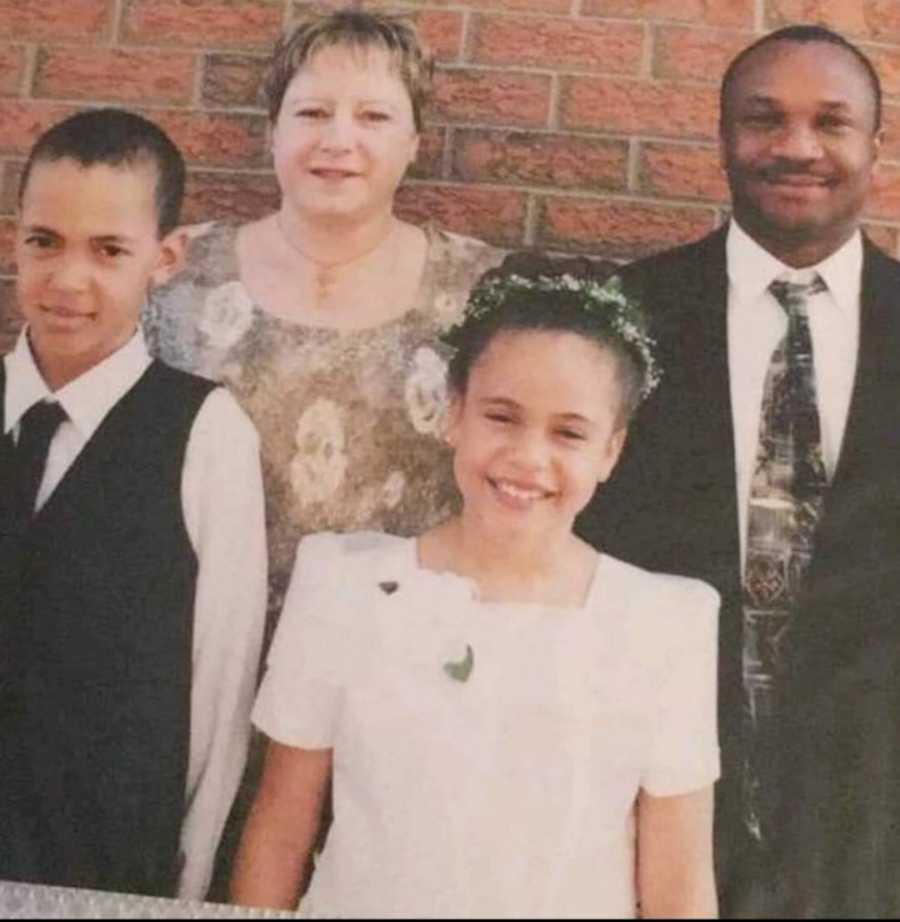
[741,274,828,843]
[16,400,67,517]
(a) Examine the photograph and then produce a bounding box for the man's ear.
[150,228,188,287]
[870,127,884,186]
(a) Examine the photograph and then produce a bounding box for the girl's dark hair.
[445,252,651,424]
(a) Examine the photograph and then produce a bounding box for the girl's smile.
[447,329,626,542]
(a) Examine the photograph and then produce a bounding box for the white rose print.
[405,347,448,436]
[290,399,349,506]
[197,281,255,352]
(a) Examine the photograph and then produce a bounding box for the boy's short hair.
[264,8,433,130]
[18,108,186,237]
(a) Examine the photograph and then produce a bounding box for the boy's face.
[16,158,184,390]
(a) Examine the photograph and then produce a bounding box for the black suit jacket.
[577,226,900,917]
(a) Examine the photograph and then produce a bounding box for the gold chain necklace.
[275,212,395,272]
[275,213,396,304]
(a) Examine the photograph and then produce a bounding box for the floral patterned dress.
[143,221,504,622]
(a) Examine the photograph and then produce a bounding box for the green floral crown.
[450,272,661,401]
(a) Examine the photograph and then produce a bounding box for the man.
[578,25,900,917]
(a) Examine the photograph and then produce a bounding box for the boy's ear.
[150,228,188,287]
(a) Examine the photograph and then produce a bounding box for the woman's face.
[272,44,420,225]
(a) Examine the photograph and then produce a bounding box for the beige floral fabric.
[143,221,504,619]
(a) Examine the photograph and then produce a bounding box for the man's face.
[720,40,881,263]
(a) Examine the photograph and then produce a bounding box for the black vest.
[0,360,216,896]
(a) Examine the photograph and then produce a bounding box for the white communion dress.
[253,532,720,918]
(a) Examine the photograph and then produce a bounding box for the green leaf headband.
[449,272,661,401]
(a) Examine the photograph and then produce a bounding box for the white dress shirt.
[726,220,861,567]
[2,329,268,900]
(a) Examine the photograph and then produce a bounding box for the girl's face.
[271,44,420,225]
[446,329,627,541]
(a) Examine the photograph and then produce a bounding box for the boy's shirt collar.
[4,326,152,441]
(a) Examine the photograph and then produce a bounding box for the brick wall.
[2,0,900,348]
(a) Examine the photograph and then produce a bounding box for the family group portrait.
[2,0,900,917]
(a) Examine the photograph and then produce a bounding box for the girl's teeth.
[496,480,543,500]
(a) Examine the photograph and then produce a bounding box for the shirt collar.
[4,327,152,439]
[726,219,862,318]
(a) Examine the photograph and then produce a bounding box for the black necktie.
[741,274,828,843]
[16,401,67,517]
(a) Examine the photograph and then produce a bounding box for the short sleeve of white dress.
[252,531,358,748]
[641,578,721,797]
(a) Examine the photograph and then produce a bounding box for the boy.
[0,109,267,900]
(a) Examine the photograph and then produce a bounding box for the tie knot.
[769,274,826,316]
[19,400,67,442]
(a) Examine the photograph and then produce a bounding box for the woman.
[144,8,504,621]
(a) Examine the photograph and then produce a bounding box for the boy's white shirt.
[3,328,268,900]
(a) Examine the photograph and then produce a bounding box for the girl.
[231,259,720,918]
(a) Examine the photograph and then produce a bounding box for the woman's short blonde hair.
[263,8,434,131]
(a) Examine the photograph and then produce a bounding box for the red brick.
[152,111,269,169]
[865,45,900,99]
[395,182,527,247]
[583,0,754,27]
[0,0,110,41]
[862,222,898,257]
[765,1,900,41]
[432,68,551,128]
[407,10,464,63]
[1,160,23,213]
[452,129,628,191]
[654,26,752,82]
[0,279,22,357]
[865,161,900,220]
[409,126,446,181]
[561,76,718,140]
[34,48,196,106]
[471,15,644,75]
[375,0,571,11]
[202,54,268,109]
[0,216,15,275]
[537,195,715,258]
[0,101,75,156]
[639,142,729,202]
[122,0,283,50]
[0,46,26,97]
[182,170,280,224]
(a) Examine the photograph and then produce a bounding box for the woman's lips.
[309,168,359,180]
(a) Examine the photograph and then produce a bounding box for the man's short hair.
[720,25,883,134]
[18,108,186,237]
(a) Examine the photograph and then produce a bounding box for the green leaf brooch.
[443,644,474,683]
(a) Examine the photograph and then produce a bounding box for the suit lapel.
[675,227,741,574]
[830,240,900,493]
